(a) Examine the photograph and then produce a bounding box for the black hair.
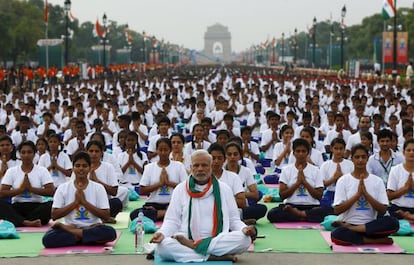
[72,151,91,166]
[126,131,143,159]
[292,138,310,153]
[156,137,172,150]
[350,143,369,157]
[170,132,185,144]
[279,124,293,139]
[403,138,414,151]
[86,140,104,152]
[18,140,37,153]
[300,126,316,148]
[225,141,243,157]
[377,129,393,141]
[0,135,17,160]
[330,137,346,147]
[208,142,226,157]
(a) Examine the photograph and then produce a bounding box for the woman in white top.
[0,141,55,227]
[225,142,267,222]
[0,135,20,180]
[169,133,189,174]
[118,131,148,189]
[387,138,414,221]
[319,138,353,206]
[183,124,211,171]
[289,127,324,168]
[331,144,399,246]
[273,125,294,169]
[42,151,116,248]
[38,134,72,187]
[86,141,123,223]
[130,138,187,222]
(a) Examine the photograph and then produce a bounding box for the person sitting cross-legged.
[150,150,256,263]
[42,151,117,248]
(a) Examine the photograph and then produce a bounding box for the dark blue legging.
[331,216,400,245]
[242,203,268,221]
[42,224,117,248]
[267,204,334,223]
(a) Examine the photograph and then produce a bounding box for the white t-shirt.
[117,151,148,185]
[387,164,414,208]
[139,161,188,204]
[279,163,323,205]
[217,170,244,196]
[333,173,388,225]
[38,152,72,187]
[52,180,109,228]
[319,159,354,191]
[1,165,53,203]
[260,129,278,159]
[272,142,291,168]
[65,137,87,156]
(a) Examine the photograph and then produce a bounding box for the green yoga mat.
[112,228,154,255]
[0,232,44,257]
[253,218,332,253]
[392,236,414,254]
[154,254,232,264]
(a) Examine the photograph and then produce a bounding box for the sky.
[48,0,414,52]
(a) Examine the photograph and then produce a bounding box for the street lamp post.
[143,31,147,64]
[294,28,298,64]
[312,17,317,67]
[102,13,107,69]
[340,5,347,70]
[392,0,398,77]
[281,32,285,64]
[64,0,71,66]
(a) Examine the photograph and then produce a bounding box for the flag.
[69,11,76,22]
[44,0,49,24]
[261,39,269,49]
[271,37,278,48]
[152,37,159,48]
[125,28,132,45]
[94,19,103,37]
[382,0,396,19]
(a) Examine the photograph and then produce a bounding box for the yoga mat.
[112,228,154,255]
[273,222,322,230]
[40,231,121,255]
[16,223,51,233]
[264,183,279,188]
[393,236,414,254]
[254,218,331,253]
[108,212,130,229]
[320,231,404,253]
[0,232,44,257]
[154,254,233,264]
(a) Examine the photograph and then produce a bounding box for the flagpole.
[45,22,49,73]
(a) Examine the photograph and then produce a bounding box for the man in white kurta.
[150,150,255,262]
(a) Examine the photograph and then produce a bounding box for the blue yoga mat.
[154,254,232,264]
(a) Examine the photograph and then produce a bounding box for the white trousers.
[157,231,251,262]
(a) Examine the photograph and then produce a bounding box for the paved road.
[4,253,414,265]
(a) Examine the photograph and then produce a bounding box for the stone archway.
[203,23,232,63]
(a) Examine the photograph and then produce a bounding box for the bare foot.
[103,217,117,224]
[172,235,195,249]
[22,219,41,227]
[51,222,82,241]
[364,237,394,245]
[209,254,238,262]
[331,221,352,228]
[243,219,256,225]
[283,205,306,219]
[396,210,414,223]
